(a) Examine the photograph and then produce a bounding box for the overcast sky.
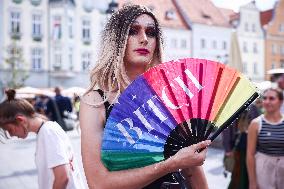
[211,0,278,12]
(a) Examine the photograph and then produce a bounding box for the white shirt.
[35,121,84,189]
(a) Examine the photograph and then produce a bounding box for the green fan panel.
[102,151,164,171]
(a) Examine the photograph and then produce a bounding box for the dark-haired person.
[247,88,284,189]
[80,4,211,189]
[0,89,85,189]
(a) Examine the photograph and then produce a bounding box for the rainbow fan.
[101,58,259,171]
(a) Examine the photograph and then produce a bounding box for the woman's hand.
[168,140,211,171]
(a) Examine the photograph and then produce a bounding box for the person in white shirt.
[0,89,85,189]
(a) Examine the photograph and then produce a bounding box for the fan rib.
[160,69,192,146]
[180,62,195,142]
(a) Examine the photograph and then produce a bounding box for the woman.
[0,89,85,189]
[80,5,211,189]
[247,88,284,189]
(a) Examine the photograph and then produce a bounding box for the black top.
[95,89,176,189]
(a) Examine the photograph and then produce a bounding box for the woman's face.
[124,14,157,71]
[2,122,28,139]
[262,90,282,113]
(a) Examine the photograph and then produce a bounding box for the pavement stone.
[0,130,230,189]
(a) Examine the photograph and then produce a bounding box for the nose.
[140,31,148,45]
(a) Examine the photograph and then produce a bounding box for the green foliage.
[2,40,29,88]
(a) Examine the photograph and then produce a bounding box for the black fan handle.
[172,171,189,189]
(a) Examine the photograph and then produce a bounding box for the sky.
[211,0,278,12]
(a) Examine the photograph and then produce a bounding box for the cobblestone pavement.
[0,131,230,189]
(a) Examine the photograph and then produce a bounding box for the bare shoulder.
[79,90,106,130]
[248,115,261,132]
[81,90,104,106]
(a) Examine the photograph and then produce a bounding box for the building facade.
[0,0,49,88]
[236,2,265,82]
[264,0,284,79]
[0,0,102,91]
[174,0,232,64]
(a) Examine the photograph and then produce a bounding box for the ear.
[15,115,27,124]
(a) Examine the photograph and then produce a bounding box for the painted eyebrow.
[131,21,155,27]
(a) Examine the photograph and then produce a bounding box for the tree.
[3,40,29,88]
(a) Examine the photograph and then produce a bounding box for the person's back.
[36,121,84,189]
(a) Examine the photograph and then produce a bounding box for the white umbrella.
[62,87,86,98]
[16,87,55,98]
[267,68,284,75]
[253,81,277,92]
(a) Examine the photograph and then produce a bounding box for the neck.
[125,64,147,82]
[264,111,283,122]
[27,116,45,134]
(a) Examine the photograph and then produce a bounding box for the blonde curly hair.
[86,4,164,104]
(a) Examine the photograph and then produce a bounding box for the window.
[171,38,177,48]
[31,48,42,71]
[271,62,276,69]
[245,23,248,31]
[281,45,284,55]
[253,43,258,53]
[53,47,62,70]
[68,17,73,38]
[32,14,42,39]
[82,19,91,43]
[69,47,73,70]
[281,60,284,68]
[52,16,62,40]
[253,62,258,74]
[252,24,256,32]
[201,39,206,49]
[243,42,248,53]
[180,39,187,49]
[8,45,22,69]
[30,0,41,6]
[243,62,247,74]
[82,52,91,71]
[212,40,217,49]
[165,10,176,20]
[279,23,284,33]
[272,44,277,55]
[223,41,227,50]
[10,11,21,35]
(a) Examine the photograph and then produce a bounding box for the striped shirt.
[257,116,284,156]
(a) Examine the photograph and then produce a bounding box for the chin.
[21,134,28,139]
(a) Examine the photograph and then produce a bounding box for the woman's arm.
[246,119,259,189]
[52,165,69,189]
[80,91,211,189]
[183,166,208,189]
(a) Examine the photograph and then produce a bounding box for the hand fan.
[101,58,259,172]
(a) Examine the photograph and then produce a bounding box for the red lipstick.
[134,48,150,55]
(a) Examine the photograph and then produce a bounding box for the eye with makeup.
[145,27,157,38]
[128,25,157,38]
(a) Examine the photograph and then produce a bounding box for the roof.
[218,7,238,24]
[260,9,273,26]
[117,0,189,29]
[174,0,231,27]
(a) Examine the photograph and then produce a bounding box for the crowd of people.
[28,87,79,131]
[0,4,284,189]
